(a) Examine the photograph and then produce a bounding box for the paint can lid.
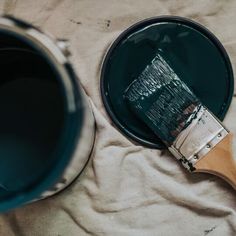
[100,16,234,149]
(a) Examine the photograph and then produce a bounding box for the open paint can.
[101,16,234,149]
[0,16,95,212]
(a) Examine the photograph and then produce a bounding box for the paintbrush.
[124,53,236,190]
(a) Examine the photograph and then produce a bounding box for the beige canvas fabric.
[0,0,236,235]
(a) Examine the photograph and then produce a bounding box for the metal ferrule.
[169,106,229,172]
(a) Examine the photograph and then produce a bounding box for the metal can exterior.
[0,16,95,211]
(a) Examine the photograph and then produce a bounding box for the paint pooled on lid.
[124,53,201,146]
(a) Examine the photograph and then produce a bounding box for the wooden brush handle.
[194,133,236,190]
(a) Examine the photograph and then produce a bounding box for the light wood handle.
[194,133,236,190]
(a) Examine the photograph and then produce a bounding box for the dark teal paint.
[101,17,234,149]
[0,51,64,196]
[0,27,83,212]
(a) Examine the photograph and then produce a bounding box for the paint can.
[0,16,95,212]
[100,16,234,149]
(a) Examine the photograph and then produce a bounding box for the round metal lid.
[101,16,234,149]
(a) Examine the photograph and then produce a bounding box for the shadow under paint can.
[0,16,95,212]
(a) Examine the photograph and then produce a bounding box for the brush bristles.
[125,54,201,146]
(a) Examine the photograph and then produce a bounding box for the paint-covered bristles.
[124,54,201,146]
